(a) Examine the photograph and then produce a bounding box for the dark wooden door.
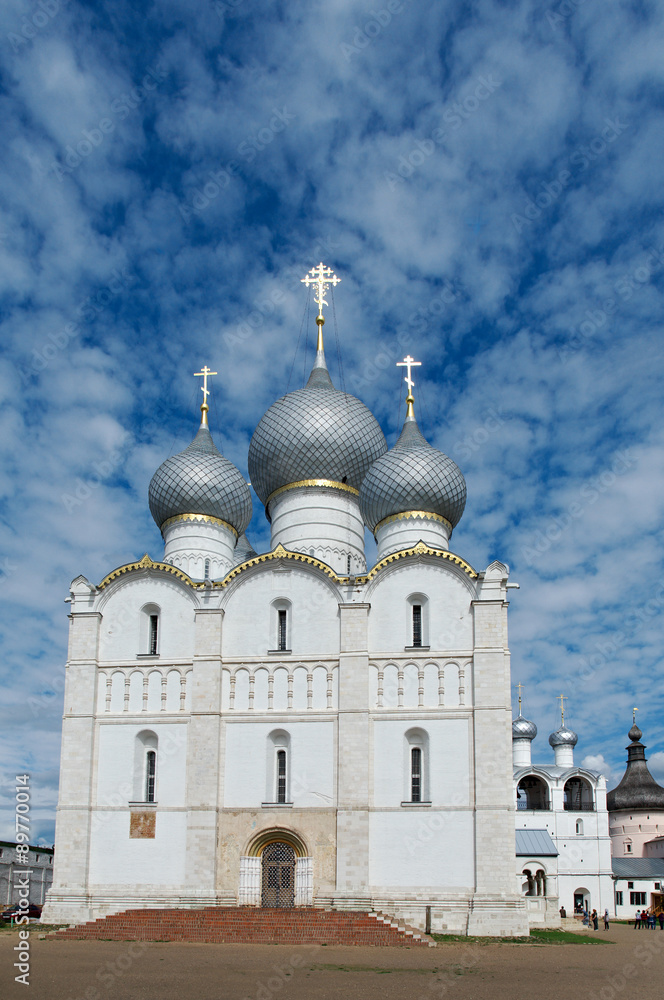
[261,842,295,907]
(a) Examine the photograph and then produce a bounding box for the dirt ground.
[2,922,663,1000]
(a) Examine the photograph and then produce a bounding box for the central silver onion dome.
[248,350,387,508]
[149,422,252,534]
[359,408,466,532]
[549,725,578,748]
[513,715,538,740]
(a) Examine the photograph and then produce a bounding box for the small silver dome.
[549,726,578,748]
[248,351,387,507]
[149,423,252,533]
[513,715,537,740]
[359,412,466,532]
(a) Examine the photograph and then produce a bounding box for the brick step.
[53,907,433,947]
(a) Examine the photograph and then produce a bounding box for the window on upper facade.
[149,616,158,655]
[411,747,422,802]
[270,600,292,653]
[406,594,428,648]
[630,891,646,905]
[412,605,422,647]
[615,891,623,906]
[276,749,287,804]
[140,604,161,656]
[625,841,632,854]
[628,881,634,889]
[145,750,156,802]
[278,610,287,651]
[266,730,290,804]
[404,728,429,804]
[133,730,158,803]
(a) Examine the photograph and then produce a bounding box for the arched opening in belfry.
[516,775,550,810]
[564,777,594,811]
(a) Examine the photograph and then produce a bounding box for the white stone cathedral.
[43,266,528,936]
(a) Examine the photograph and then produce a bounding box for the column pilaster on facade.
[186,608,224,896]
[336,603,371,898]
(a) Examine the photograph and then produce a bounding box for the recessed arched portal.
[239,829,312,908]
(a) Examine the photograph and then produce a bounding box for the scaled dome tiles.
[248,360,387,505]
[360,414,467,532]
[149,424,252,533]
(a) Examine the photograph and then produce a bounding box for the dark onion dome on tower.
[149,420,252,534]
[513,715,538,740]
[359,406,466,534]
[607,723,664,812]
[548,725,578,748]
[248,348,387,508]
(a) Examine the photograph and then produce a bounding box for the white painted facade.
[43,537,529,934]
[512,727,613,925]
[43,332,528,936]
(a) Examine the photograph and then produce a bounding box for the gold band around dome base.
[373,510,452,537]
[266,479,360,507]
[160,512,238,539]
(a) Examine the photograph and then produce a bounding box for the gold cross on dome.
[194,365,217,402]
[397,355,422,397]
[558,692,567,725]
[301,262,341,321]
[194,366,217,426]
[397,355,422,418]
[517,681,524,714]
[633,707,638,723]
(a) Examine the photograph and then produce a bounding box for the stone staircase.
[53,907,435,946]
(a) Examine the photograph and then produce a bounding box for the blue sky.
[1,0,663,844]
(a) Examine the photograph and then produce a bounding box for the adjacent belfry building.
[44,265,528,936]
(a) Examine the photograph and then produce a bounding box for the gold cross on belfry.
[558,692,567,725]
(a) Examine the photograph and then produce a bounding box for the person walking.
[604,908,609,930]
[634,909,641,929]
[591,908,599,930]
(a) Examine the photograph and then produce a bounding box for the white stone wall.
[221,565,340,657]
[223,720,335,807]
[268,487,366,575]
[97,576,197,662]
[372,718,470,807]
[367,561,474,653]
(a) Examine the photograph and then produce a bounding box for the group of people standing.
[582,908,610,930]
[634,909,664,929]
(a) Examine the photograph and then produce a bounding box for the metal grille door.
[261,842,295,907]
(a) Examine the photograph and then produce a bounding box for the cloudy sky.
[1,0,663,844]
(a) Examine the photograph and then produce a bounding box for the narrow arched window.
[412,605,422,647]
[406,594,428,648]
[276,749,287,803]
[576,819,584,835]
[278,610,287,651]
[145,750,156,802]
[149,615,158,655]
[404,728,429,804]
[411,747,422,802]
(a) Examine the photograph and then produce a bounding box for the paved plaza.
[2,922,664,1000]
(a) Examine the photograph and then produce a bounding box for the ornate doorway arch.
[239,828,313,907]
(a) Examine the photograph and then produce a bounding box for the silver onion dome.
[149,423,252,534]
[248,351,387,507]
[549,725,578,748]
[513,715,538,740]
[359,411,467,532]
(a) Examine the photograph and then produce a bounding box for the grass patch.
[431,929,610,946]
